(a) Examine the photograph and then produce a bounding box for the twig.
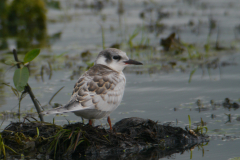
[12,49,44,122]
[23,117,31,123]
[49,86,64,105]
[30,116,39,122]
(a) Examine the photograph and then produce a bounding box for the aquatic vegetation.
[188,68,197,83]
[188,115,191,129]
[127,27,151,51]
[160,33,184,54]
[225,113,231,123]
[194,118,208,135]
[81,50,92,62]
[187,115,207,135]
[223,98,240,110]
[4,49,43,121]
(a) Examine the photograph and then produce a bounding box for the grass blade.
[188,68,197,83]
[188,115,191,130]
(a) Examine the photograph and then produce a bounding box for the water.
[0,0,240,159]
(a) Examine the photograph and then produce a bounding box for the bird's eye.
[113,55,121,60]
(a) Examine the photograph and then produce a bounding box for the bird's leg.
[107,116,112,130]
[88,119,92,126]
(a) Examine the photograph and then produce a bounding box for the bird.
[41,48,143,130]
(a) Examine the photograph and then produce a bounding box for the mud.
[1,117,208,159]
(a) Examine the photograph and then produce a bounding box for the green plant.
[0,133,17,157]
[5,49,40,92]
[188,115,191,129]
[188,68,197,83]
[4,49,44,122]
[0,120,17,157]
[194,118,208,134]
[47,127,85,158]
[128,28,140,48]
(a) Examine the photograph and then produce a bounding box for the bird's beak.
[124,59,143,65]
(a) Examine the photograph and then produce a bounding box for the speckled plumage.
[42,64,126,119]
[41,48,142,128]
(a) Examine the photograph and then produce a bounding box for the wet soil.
[1,117,208,159]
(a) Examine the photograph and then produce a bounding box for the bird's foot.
[107,116,112,130]
[88,119,93,126]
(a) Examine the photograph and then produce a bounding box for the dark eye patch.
[113,55,121,60]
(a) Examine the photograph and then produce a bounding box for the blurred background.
[0,0,240,159]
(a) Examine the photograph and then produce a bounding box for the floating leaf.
[13,67,29,92]
[23,49,40,63]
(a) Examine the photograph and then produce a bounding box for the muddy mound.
[1,117,208,159]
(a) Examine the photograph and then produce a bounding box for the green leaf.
[23,49,40,63]
[13,67,29,92]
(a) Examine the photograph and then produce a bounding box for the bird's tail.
[40,100,85,115]
[41,105,69,115]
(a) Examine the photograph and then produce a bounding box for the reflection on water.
[0,0,48,50]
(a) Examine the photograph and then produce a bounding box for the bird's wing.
[90,72,126,112]
[41,65,126,115]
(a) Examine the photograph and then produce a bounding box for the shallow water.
[0,0,240,159]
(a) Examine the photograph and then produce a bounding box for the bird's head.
[95,48,143,72]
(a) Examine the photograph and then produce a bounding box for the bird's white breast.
[71,65,126,119]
